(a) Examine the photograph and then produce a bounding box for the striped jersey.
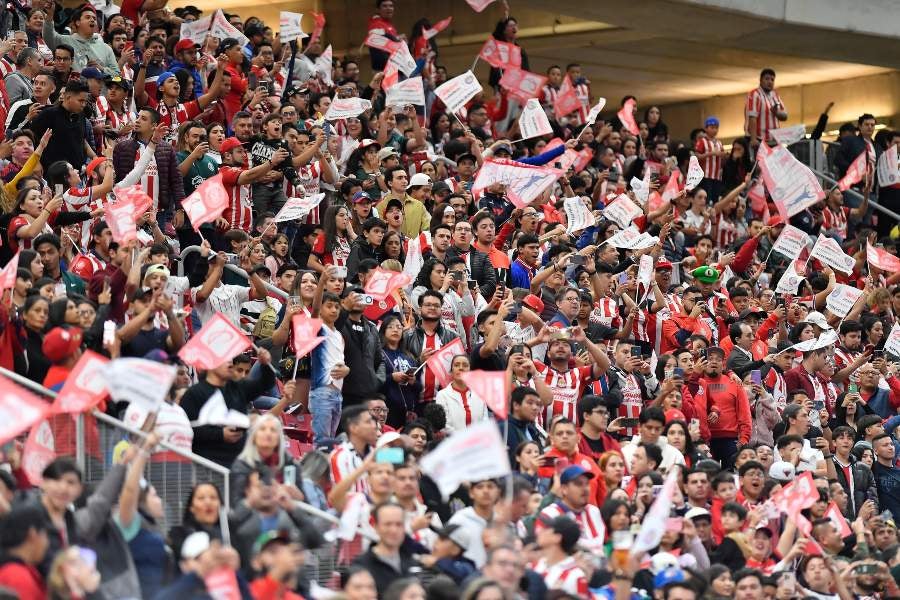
[220,166,253,232]
[150,98,201,144]
[695,136,724,180]
[330,441,370,496]
[745,87,785,143]
[534,362,593,426]
[536,501,605,553]
[531,556,588,596]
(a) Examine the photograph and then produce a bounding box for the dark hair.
[738,460,765,477]
[511,386,539,408]
[54,44,74,58]
[0,504,47,549]
[839,319,863,335]
[321,204,350,254]
[640,406,665,426]
[639,442,662,468]
[417,288,443,307]
[342,405,371,431]
[775,433,804,451]
[760,68,776,78]
[858,113,876,125]
[63,78,89,95]
[600,498,632,529]
[42,457,82,482]
[576,394,605,423]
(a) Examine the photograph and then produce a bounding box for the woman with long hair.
[229,414,300,506]
[167,483,223,564]
[381,229,406,263]
[600,498,633,548]
[347,140,385,195]
[205,123,226,164]
[488,13,529,90]
[271,271,319,406]
[17,249,43,280]
[409,18,438,61]
[664,420,703,467]
[429,112,451,153]
[514,440,549,493]
[723,138,752,191]
[435,355,488,432]
[309,204,355,272]
[599,451,626,500]
[265,233,290,275]
[12,294,50,383]
[644,105,668,142]
[379,314,422,428]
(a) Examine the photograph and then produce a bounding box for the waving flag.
[756,142,825,217]
[291,315,325,359]
[471,159,563,208]
[385,76,425,107]
[461,370,510,419]
[631,467,681,556]
[178,313,252,370]
[0,252,19,292]
[810,234,855,274]
[837,150,868,191]
[364,30,401,53]
[182,174,229,231]
[617,97,639,135]
[0,376,50,445]
[420,421,511,498]
[364,268,413,302]
[424,338,465,388]
[465,0,497,12]
[435,71,482,115]
[308,12,326,45]
[105,198,138,244]
[478,38,521,69]
[867,240,900,272]
[518,99,552,139]
[423,17,452,40]
[770,124,806,146]
[51,351,109,415]
[553,75,581,119]
[685,155,704,191]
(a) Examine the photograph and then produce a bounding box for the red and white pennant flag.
[424,338,465,388]
[837,150,868,191]
[461,370,510,419]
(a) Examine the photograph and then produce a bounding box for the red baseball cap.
[665,408,686,423]
[43,327,83,363]
[767,215,785,227]
[522,294,544,314]
[655,259,674,271]
[220,137,244,155]
[174,39,199,54]
[85,156,106,178]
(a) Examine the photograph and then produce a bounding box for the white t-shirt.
[190,283,250,327]
[321,324,346,389]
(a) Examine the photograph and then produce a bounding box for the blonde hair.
[235,413,285,470]
[381,259,402,272]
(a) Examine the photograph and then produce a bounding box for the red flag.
[308,12,326,46]
[364,31,401,53]
[182,174,230,231]
[291,314,325,359]
[771,471,819,515]
[423,17,452,40]
[661,170,681,203]
[364,268,413,302]
[51,350,109,414]
[867,240,900,272]
[573,147,594,173]
[0,376,50,445]
[553,75,581,120]
[838,150,868,191]
[204,568,241,600]
[22,420,55,485]
[178,313,252,370]
[114,185,153,219]
[382,62,399,89]
[461,370,510,419]
[0,252,19,292]
[617,97,639,135]
[425,338,465,388]
[478,38,521,69]
[498,67,546,105]
[105,198,138,244]
[824,502,852,537]
[465,0,496,12]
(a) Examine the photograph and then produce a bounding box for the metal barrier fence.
[177,245,290,301]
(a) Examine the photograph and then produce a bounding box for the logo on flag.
[435,71,482,115]
[182,174,230,231]
[471,159,562,208]
[178,313,252,370]
[553,75,581,120]
[274,194,325,223]
[867,240,900,272]
[279,11,307,43]
[325,97,373,121]
[810,234,855,274]
[364,30,401,53]
[499,68,546,105]
[478,38,521,69]
[837,150,868,191]
[602,195,644,230]
[518,99,552,140]
[22,421,55,485]
[385,76,426,108]
[756,143,825,217]
[771,224,810,261]
[364,268,413,302]
[291,315,325,360]
[425,338,465,388]
[685,155,704,191]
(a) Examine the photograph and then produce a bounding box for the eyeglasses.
[421,302,442,309]
[592,408,609,415]
[54,55,72,62]
[369,407,388,414]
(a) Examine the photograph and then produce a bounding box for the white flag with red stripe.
[364,30,401,53]
[435,71,482,115]
[182,174,229,231]
[825,284,865,319]
[772,224,810,261]
[22,420,54,485]
[876,144,900,187]
[387,43,417,76]
[385,76,425,108]
[425,337,465,388]
[617,97,639,135]
[325,97,372,121]
[462,370,510,419]
[51,350,109,415]
[465,0,497,12]
[477,38,521,69]
[770,124,806,146]
[837,150,868,191]
[0,253,19,292]
[423,17,452,40]
[471,159,563,208]
[364,268,413,302]
[867,240,900,272]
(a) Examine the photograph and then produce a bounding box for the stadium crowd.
[0,0,895,598]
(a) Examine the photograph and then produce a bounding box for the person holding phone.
[697,347,752,469]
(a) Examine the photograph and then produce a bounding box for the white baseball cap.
[407,173,433,189]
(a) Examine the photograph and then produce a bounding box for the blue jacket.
[167,61,203,99]
[873,461,900,523]
[517,144,565,166]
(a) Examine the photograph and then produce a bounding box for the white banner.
[770,124,806,146]
[210,10,249,47]
[583,98,607,129]
[324,97,372,121]
[603,195,643,229]
[877,144,900,188]
[564,196,595,234]
[685,155,704,191]
[387,43,417,76]
[637,254,654,303]
[471,159,562,209]
[775,260,804,294]
[191,390,251,429]
[771,224,810,261]
[631,467,681,556]
[274,194,325,222]
[419,421,511,498]
[385,76,426,107]
[885,322,900,357]
[314,45,333,85]
[279,11,306,43]
[630,176,650,203]
[757,143,825,218]
[434,70,482,115]
[518,99,552,140]
[810,234,855,274]
[180,16,212,45]
[103,358,177,413]
[606,226,658,250]
[825,284,864,319]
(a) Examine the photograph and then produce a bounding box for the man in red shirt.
[0,504,50,599]
[218,137,290,232]
[698,347,752,469]
[219,38,249,123]
[540,418,604,508]
[367,0,400,71]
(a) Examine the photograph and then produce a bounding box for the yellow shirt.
[376,192,431,239]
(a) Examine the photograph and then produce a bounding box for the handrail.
[809,168,900,222]
[177,245,289,300]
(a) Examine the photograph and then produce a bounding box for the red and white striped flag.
[617,97,638,135]
[423,17,452,40]
[837,150,867,191]
[182,174,230,231]
[462,370,510,419]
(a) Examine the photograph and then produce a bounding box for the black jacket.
[833,455,877,519]
[336,311,384,403]
[27,103,88,169]
[345,239,383,284]
[499,417,544,468]
[446,245,497,299]
[352,548,423,598]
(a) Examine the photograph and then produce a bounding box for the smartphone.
[673,367,685,378]
[690,418,700,430]
[54,184,63,197]
[855,564,879,575]
[779,571,795,588]
[288,295,302,309]
[776,296,785,307]
[618,272,628,285]
[570,255,586,266]
[508,301,522,316]
[103,320,116,346]
[451,271,463,281]
[814,399,825,411]
[333,266,348,279]
[630,346,642,358]
[497,282,506,297]
[283,464,296,487]
[874,349,885,358]
[618,417,640,428]
[224,253,239,265]
[404,367,417,376]
[467,279,477,290]
[376,447,404,464]
[848,383,859,394]
[750,369,762,385]
[699,348,708,359]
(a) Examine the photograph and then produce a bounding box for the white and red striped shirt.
[296,160,323,225]
[220,165,253,232]
[536,502,605,553]
[150,98,201,144]
[590,296,621,355]
[531,556,588,596]
[139,149,160,212]
[822,206,849,241]
[745,87,784,143]
[573,81,590,125]
[534,362,593,427]
[539,84,559,109]
[61,185,100,248]
[695,136,724,180]
[0,57,14,78]
[715,214,739,250]
[330,441,370,496]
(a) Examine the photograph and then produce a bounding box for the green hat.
[691,266,720,284]
[252,530,297,555]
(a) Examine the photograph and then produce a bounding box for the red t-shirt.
[223,63,247,123]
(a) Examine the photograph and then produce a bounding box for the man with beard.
[446,220,496,299]
[698,347,751,468]
[333,287,383,407]
[401,290,459,405]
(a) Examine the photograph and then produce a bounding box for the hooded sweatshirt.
[43,20,120,75]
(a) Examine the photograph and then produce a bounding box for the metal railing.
[177,245,290,300]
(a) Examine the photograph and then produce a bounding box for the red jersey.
[534,362,593,426]
[149,97,201,144]
[8,215,53,250]
[312,232,351,267]
[220,166,253,232]
[695,136,724,180]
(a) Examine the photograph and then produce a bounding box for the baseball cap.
[129,286,154,302]
[435,524,470,551]
[654,566,686,589]
[174,39,200,54]
[456,153,477,165]
[104,75,132,91]
[768,461,795,482]
[664,408,686,423]
[655,259,674,271]
[352,191,373,204]
[522,293,544,314]
[181,531,211,559]
[284,82,308,98]
[358,139,380,151]
[218,37,241,53]
[143,264,170,281]
[684,506,711,521]
[739,308,767,320]
[376,147,398,162]
[155,71,176,89]
[220,137,244,155]
[407,173,433,189]
[85,156,107,178]
[493,143,513,156]
[432,181,451,196]
[704,117,719,127]
[252,529,299,555]
[691,266,720,284]
[385,198,404,213]
[375,431,402,448]
[559,464,595,484]
[767,215,785,227]
[43,327,83,363]
[650,552,679,575]
[80,67,105,80]
[805,311,832,331]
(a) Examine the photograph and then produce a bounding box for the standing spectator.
[366,0,400,71]
[27,78,91,169]
[0,504,50,599]
[698,347,752,469]
[42,4,120,75]
[352,502,422,593]
[695,117,726,203]
[744,68,787,150]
